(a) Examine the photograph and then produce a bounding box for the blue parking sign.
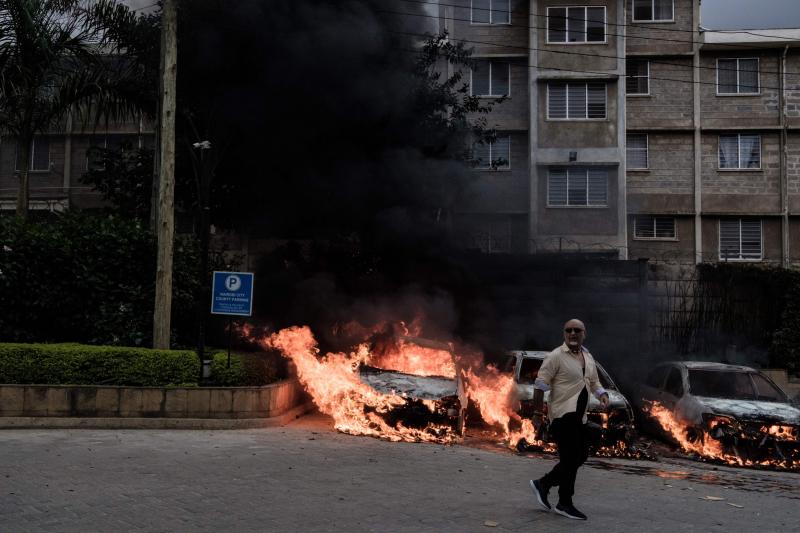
[211,271,254,316]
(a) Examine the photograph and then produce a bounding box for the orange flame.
[250,322,631,455]
[643,401,797,469]
[369,339,456,378]
[460,365,555,451]
[263,326,460,443]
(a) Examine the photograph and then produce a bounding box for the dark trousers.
[540,412,589,505]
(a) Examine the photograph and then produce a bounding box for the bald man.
[528,319,609,520]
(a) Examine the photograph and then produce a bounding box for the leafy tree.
[81,143,154,220]
[0,0,148,219]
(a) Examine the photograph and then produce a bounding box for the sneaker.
[529,479,551,511]
[554,502,587,520]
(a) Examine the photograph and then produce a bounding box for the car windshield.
[688,370,786,401]
[596,365,616,390]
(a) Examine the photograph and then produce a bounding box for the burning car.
[265,326,467,444]
[358,364,466,437]
[504,350,635,449]
[637,361,800,467]
[357,334,467,439]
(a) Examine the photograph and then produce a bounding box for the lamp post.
[193,140,212,378]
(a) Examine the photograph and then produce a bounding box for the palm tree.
[0,0,148,219]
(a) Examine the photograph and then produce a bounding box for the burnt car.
[637,361,800,463]
[357,337,467,439]
[505,350,635,448]
[359,367,466,436]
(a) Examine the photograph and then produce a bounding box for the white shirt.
[535,343,606,423]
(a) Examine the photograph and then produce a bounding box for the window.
[719,134,761,169]
[689,370,757,400]
[471,60,510,97]
[548,167,608,206]
[547,7,606,43]
[626,60,649,95]
[719,219,762,261]
[626,134,648,169]
[750,373,786,402]
[664,368,684,397]
[86,134,137,171]
[717,58,759,94]
[471,0,510,24]
[634,215,675,239]
[632,0,674,22]
[473,135,510,169]
[548,82,606,119]
[15,137,50,172]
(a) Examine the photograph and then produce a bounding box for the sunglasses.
[564,328,584,334]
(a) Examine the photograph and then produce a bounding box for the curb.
[0,401,316,430]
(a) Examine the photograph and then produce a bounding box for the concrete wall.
[784,50,800,126]
[786,132,800,213]
[626,132,695,198]
[626,58,694,129]
[0,379,307,420]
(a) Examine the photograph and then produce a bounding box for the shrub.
[0,343,199,386]
[208,350,284,386]
[0,211,201,346]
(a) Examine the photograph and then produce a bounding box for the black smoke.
[172,1,489,349]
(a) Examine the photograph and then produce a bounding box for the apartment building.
[0,115,152,212]
[446,0,800,266]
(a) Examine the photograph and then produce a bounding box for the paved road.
[1,414,798,532]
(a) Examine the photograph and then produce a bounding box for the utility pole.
[153,0,178,349]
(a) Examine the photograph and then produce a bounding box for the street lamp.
[193,140,213,379]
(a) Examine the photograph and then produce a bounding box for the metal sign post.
[210,271,255,372]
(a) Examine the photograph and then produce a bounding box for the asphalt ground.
[1,413,798,532]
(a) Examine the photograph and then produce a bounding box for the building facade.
[0,114,152,212]
[446,0,800,266]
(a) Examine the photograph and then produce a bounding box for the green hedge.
[208,350,283,387]
[0,343,199,386]
[0,211,201,346]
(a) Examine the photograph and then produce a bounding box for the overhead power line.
[393,32,792,91]
[400,0,800,43]
[380,5,800,79]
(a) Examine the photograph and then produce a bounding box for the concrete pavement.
[0,413,797,532]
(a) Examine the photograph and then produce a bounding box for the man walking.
[529,319,609,520]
